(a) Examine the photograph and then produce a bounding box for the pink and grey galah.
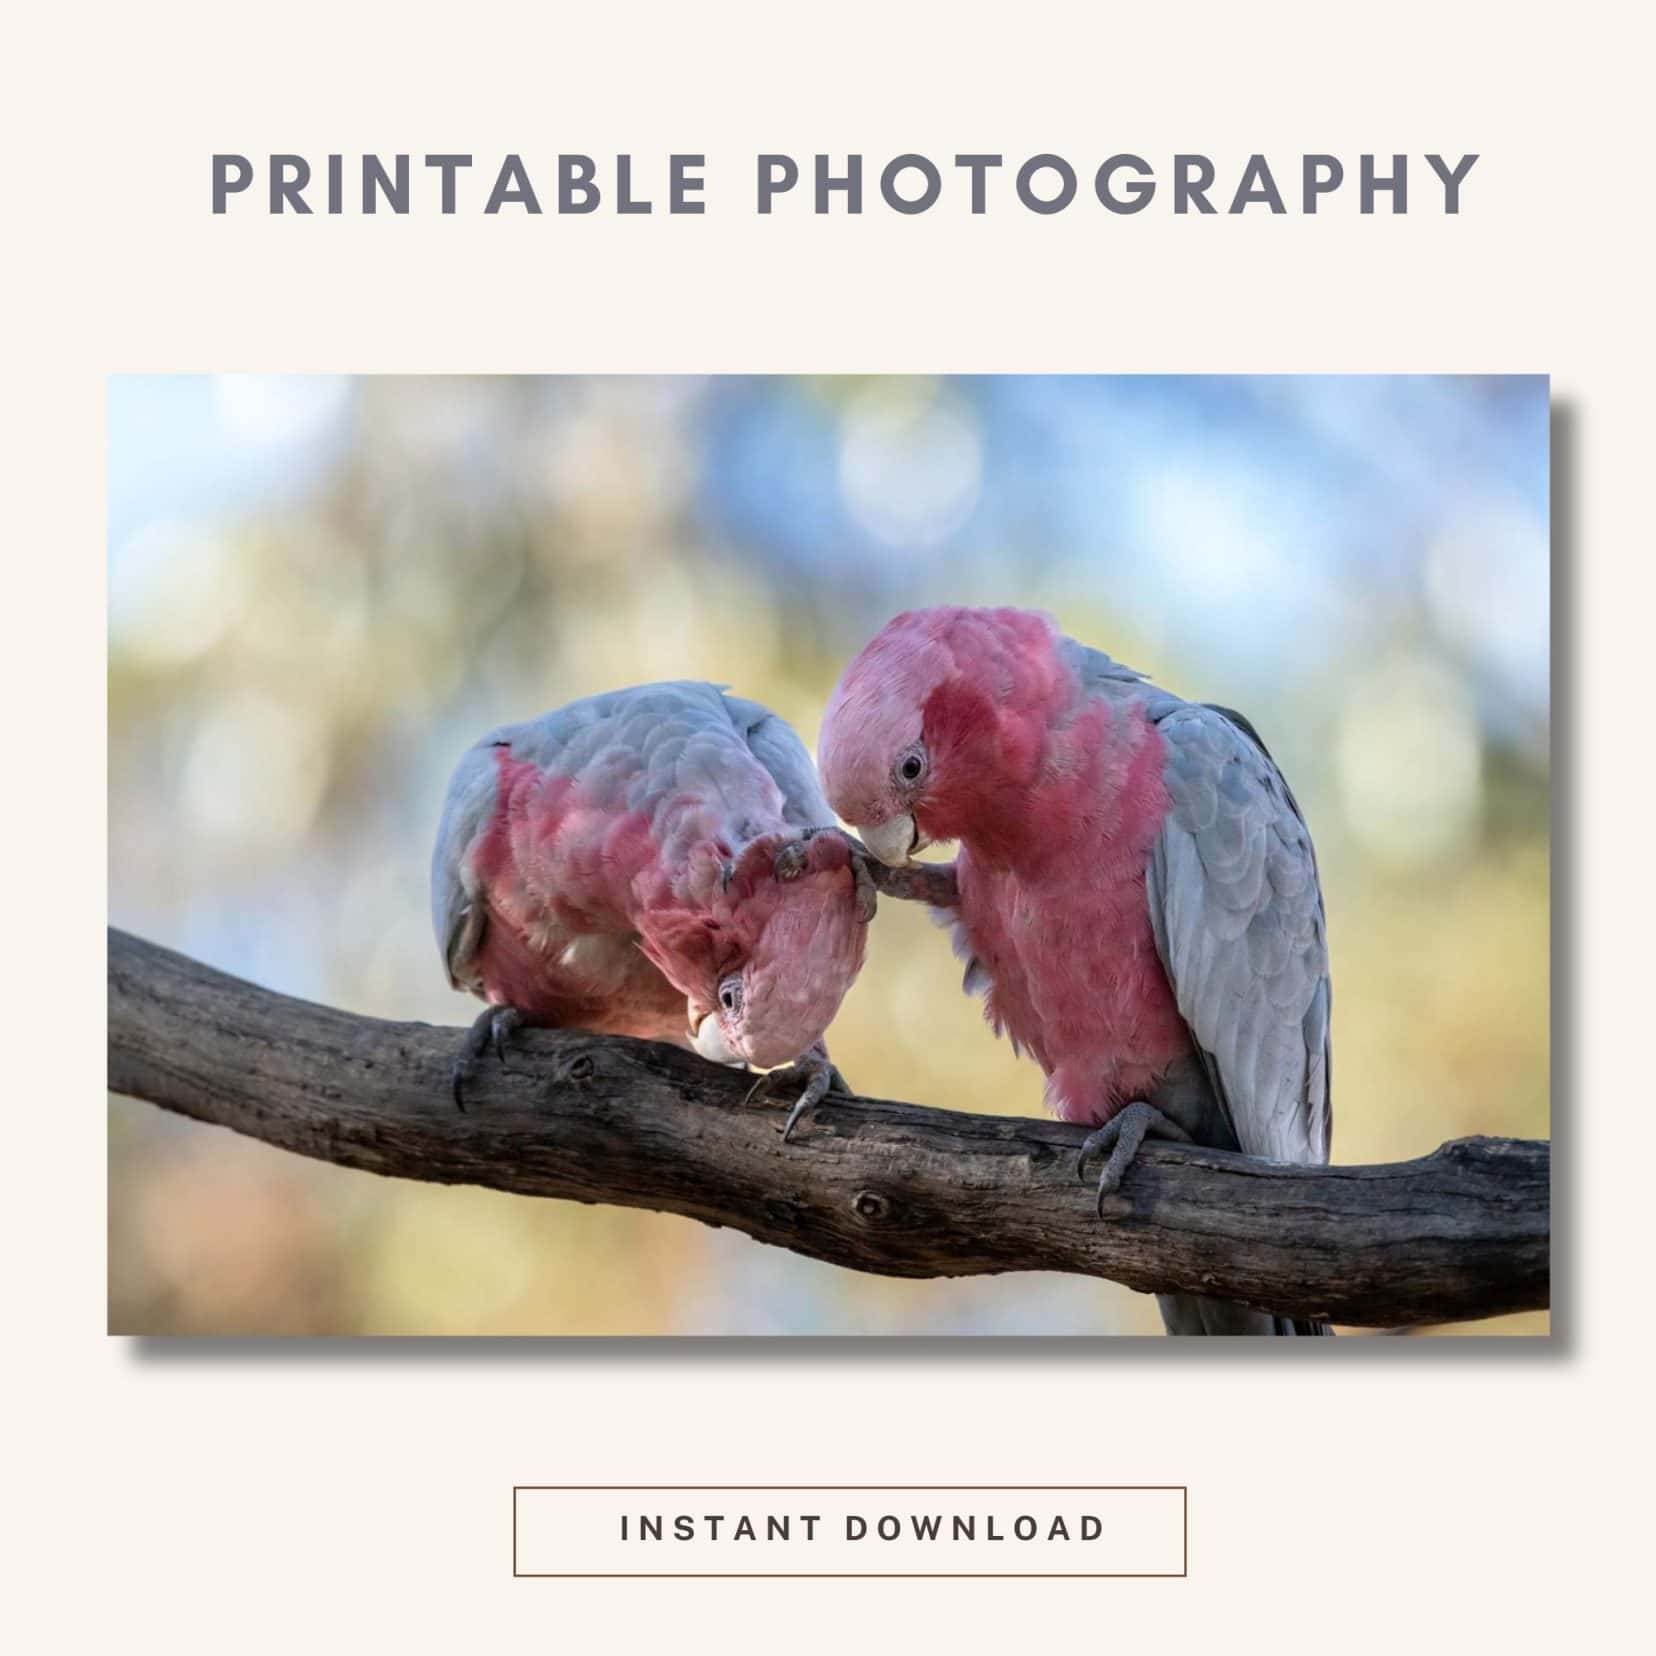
[818,605,1334,1335]
[432,681,873,1120]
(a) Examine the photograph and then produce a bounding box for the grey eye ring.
[894,745,927,787]
[719,977,742,1015]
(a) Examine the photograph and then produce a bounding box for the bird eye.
[718,976,743,1015]
[894,746,927,786]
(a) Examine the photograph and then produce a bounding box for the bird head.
[818,605,1067,864]
[641,831,868,1071]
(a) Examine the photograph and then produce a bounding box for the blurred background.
[108,375,1550,1336]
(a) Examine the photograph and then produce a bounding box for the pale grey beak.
[692,1013,742,1065]
[862,814,918,867]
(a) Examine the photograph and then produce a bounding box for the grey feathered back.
[1145,702,1332,1165]
[429,682,834,995]
[719,693,835,829]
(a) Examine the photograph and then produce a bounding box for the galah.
[432,681,873,1119]
[818,606,1333,1336]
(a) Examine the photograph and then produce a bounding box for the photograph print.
[107,374,1550,1336]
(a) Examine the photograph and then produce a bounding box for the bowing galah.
[432,681,873,1125]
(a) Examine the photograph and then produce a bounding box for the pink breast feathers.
[957,701,1194,1128]
[467,749,688,1038]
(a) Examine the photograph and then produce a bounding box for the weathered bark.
[107,927,1549,1326]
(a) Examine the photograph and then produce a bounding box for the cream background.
[6,0,1644,1648]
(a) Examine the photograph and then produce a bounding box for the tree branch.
[107,927,1549,1327]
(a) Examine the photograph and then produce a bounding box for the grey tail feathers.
[1156,1293,1333,1337]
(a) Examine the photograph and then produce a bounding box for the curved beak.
[861,814,919,867]
[692,1012,743,1066]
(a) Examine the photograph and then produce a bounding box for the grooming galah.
[432,682,874,1120]
[819,607,1333,1336]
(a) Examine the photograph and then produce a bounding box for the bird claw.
[845,843,880,923]
[821,827,881,921]
[773,840,810,882]
[1076,1101,1192,1219]
[772,827,879,922]
[451,1004,524,1110]
[748,1049,853,1142]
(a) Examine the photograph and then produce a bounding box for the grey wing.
[1146,702,1332,1165]
[503,680,724,778]
[430,741,504,994]
[432,683,802,989]
[721,694,835,831]
[431,684,724,991]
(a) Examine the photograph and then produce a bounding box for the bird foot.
[847,847,879,923]
[747,1044,854,1142]
[1076,1101,1192,1218]
[774,825,960,918]
[848,836,960,909]
[451,1004,525,1111]
[772,827,879,922]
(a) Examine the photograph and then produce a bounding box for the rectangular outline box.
[512,1484,1188,1578]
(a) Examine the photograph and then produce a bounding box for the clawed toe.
[850,853,879,922]
[1076,1122,1129,1217]
[1076,1121,1118,1183]
[491,1008,522,1062]
[831,833,880,922]
[780,1087,821,1143]
[773,841,810,882]
[780,1062,833,1142]
[750,1049,849,1143]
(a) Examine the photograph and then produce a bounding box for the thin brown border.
[512,1485,1188,1578]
